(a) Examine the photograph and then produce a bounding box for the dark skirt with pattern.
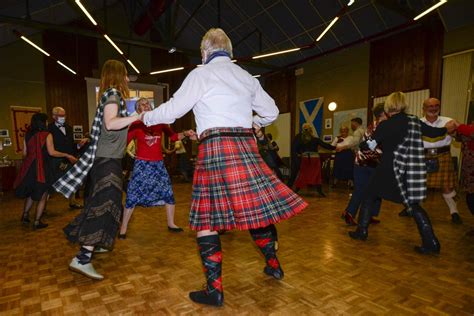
[64,158,123,249]
[125,159,175,208]
[190,127,307,231]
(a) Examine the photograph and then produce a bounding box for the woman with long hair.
[54,60,141,280]
[15,113,77,229]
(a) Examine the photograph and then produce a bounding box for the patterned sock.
[442,191,459,215]
[249,226,280,270]
[76,247,93,265]
[196,235,223,294]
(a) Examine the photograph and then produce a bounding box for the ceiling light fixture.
[103,34,124,55]
[316,16,339,42]
[126,59,140,74]
[347,0,355,6]
[75,0,98,26]
[20,35,50,56]
[150,67,185,75]
[252,47,301,59]
[57,60,77,75]
[253,74,261,78]
[168,47,176,53]
[413,0,448,20]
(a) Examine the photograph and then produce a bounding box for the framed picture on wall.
[73,133,83,140]
[323,135,333,143]
[73,125,83,133]
[0,129,9,137]
[3,138,12,146]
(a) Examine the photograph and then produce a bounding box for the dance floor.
[0,183,473,315]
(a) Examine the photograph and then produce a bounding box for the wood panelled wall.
[43,31,98,132]
[368,19,444,106]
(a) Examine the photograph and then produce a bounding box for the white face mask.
[57,117,66,125]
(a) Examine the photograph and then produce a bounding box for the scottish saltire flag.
[299,97,324,137]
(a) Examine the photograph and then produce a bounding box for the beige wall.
[0,33,47,159]
[295,43,370,142]
[444,24,474,55]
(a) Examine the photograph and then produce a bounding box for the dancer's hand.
[184,129,198,141]
[445,120,459,134]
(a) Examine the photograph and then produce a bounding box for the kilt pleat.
[190,127,307,231]
[426,152,456,189]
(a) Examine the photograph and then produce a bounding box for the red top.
[128,121,179,161]
[458,124,474,151]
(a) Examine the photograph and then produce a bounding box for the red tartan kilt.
[294,156,322,188]
[190,127,307,231]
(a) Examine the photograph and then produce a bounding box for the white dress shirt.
[143,56,279,136]
[420,116,452,148]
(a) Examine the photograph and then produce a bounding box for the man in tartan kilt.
[400,98,462,224]
[142,28,307,306]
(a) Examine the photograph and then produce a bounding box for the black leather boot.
[189,235,224,306]
[348,204,371,241]
[411,205,440,255]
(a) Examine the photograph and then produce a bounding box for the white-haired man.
[142,28,307,307]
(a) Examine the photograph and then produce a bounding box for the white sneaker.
[69,257,104,280]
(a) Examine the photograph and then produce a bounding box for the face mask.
[57,117,66,125]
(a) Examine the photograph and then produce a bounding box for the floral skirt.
[125,159,175,208]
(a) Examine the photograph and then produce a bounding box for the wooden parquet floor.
[0,183,473,315]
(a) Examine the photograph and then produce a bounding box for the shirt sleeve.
[162,125,179,142]
[344,129,364,148]
[252,79,279,127]
[143,70,205,126]
[420,121,447,138]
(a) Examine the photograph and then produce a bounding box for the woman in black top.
[349,92,455,255]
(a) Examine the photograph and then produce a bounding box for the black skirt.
[64,158,123,249]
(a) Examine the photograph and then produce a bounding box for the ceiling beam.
[0,15,279,70]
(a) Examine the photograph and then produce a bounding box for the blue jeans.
[345,164,381,218]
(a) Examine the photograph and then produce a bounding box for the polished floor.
[0,183,473,315]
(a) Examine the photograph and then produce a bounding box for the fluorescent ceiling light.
[413,0,447,20]
[126,59,140,74]
[231,59,237,63]
[20,36,50,56]
[103,34,124,55]
[316,17,339,42]
[347,0,355,6]
[75,0,98,26]
[56,60,77,75]
[150,67,185,75]
[252,47,301,59]
[253,74,261,78]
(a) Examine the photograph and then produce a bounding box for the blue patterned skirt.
[125,159,175,208]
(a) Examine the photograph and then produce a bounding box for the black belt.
[199,131,254,143]
[424,146,450,156]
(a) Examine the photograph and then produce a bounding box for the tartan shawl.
[53,88,127,198]
[393,115,427,206]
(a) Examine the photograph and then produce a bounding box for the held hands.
[183,129,198,141]
[445,119,460,134]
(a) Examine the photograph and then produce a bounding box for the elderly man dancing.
[142,28,307,306]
